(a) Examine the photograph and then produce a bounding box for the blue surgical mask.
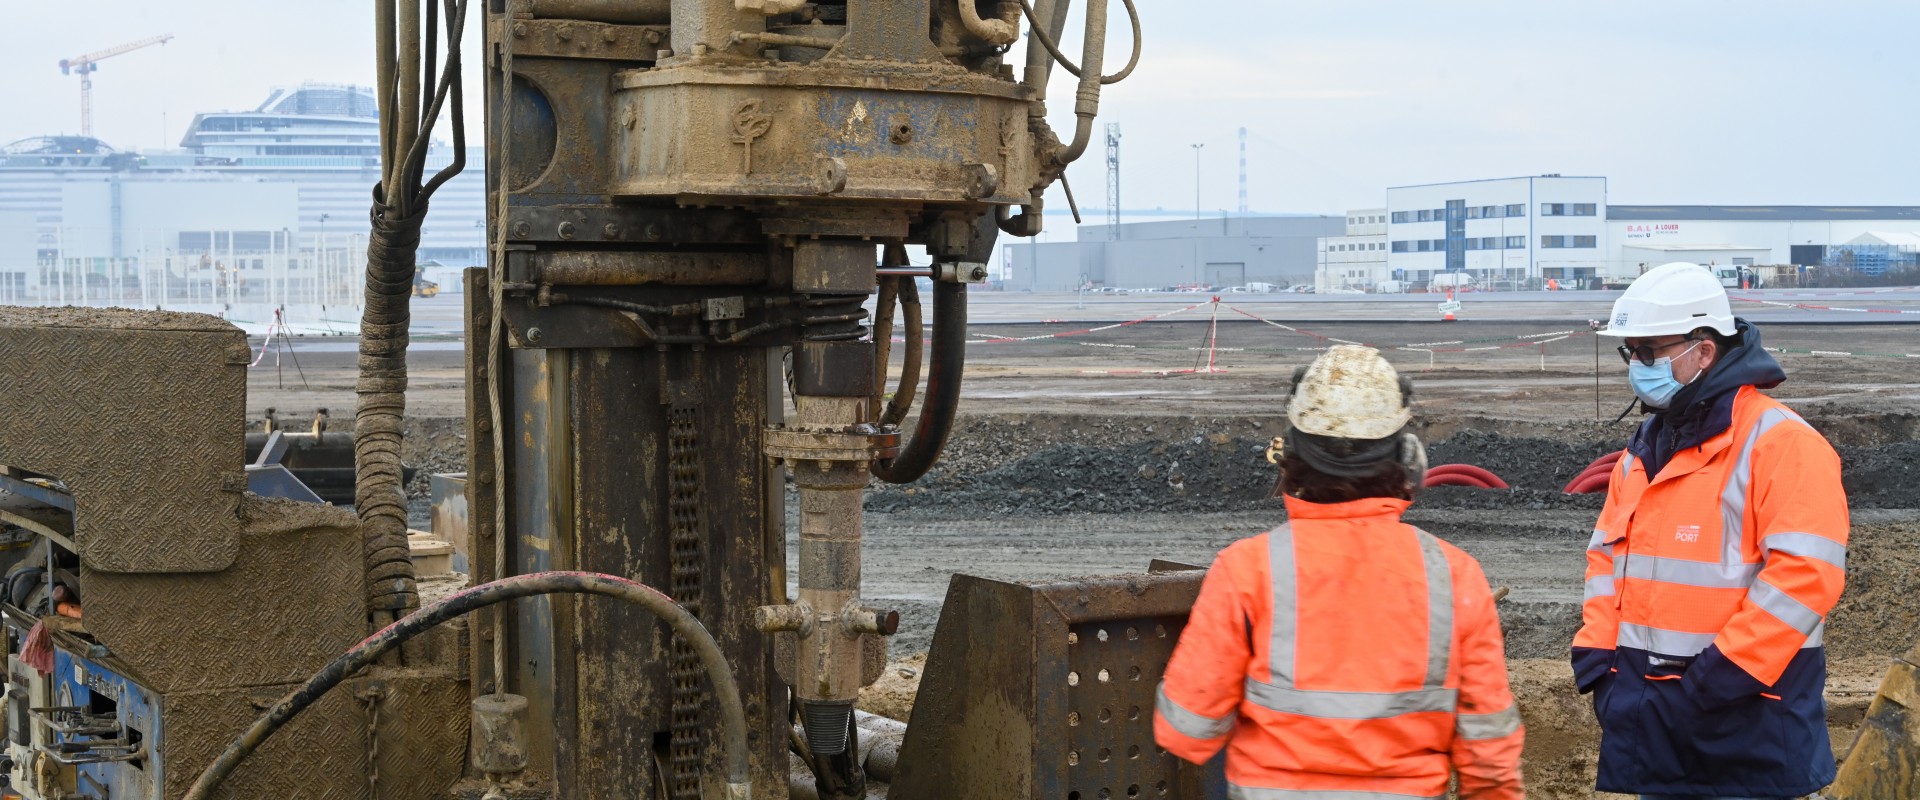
[1627,341,1703,409]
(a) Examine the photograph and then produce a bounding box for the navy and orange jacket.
[1155,495,1524,799]
[1573,321,1848,797]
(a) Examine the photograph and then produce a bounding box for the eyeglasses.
[1617,338,1702,366]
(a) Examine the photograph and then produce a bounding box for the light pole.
[1190,143,1205,220]
[318,213,331,305]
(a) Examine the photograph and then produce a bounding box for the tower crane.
[58,34,174,138]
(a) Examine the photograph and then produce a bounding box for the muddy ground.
[248,318,1920,799]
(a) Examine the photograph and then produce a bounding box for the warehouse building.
[1326,175,1920,291]
[1313,209,1388,292]
[1000,215,1345,292]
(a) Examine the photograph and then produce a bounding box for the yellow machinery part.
[1827,641,1920,799]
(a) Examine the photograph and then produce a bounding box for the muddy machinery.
[0,0,1227,798]
[462,0,1195,796]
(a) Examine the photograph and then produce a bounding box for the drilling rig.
[465,0,1157,795]
[0,0,1225,798]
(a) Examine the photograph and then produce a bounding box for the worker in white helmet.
[1576,262,1848,799]
[1157,345,1524,799]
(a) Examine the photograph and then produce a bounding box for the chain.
[666,405,709,799]
[362,684,385,799]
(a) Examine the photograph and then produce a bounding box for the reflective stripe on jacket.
[1155,496,1523,799]
[1572,385,1847,796]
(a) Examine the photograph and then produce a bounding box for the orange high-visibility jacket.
[1573,385,1848,795]
[1155,496,1524,799]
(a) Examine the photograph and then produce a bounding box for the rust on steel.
[890,568,1223,799]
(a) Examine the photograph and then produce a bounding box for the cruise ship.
[0,84,483,309]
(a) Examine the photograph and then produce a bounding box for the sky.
[5,0,1919,224]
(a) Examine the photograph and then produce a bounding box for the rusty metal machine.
[467,0,1145,796]
[0,0,1199,797]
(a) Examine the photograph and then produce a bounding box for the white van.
[1430,273,1475,290]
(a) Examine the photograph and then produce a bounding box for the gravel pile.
[865,424,1917,515]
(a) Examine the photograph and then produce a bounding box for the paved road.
[218,284,1920,341]
[432,286,1920,328]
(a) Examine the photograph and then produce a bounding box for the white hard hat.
[1287,345,1412,441]
[1601,262,1736,339]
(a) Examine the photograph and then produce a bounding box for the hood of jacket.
[1628,318,1785,476]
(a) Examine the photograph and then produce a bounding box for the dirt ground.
[246,317,1920,799]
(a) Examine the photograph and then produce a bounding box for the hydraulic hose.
[881,277,924,428]
[359,0,470,633]
[181,572,751,800]
[1049,0,1109,167]
[1017,0,1141,85]
[871,280,966,484]
[871,245,924,429]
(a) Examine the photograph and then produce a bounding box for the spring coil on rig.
[800,295,870,342]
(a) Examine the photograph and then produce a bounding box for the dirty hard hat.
[1286,345,1413,441]
[1601,262,1736,339]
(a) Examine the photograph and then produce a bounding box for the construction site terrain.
[247,304,1920,800]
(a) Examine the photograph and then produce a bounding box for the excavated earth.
[249,317,1920,800]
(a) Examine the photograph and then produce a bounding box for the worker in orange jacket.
[1576,262,1848,798]
[1155,345,1524,799]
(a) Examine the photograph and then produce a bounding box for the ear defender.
[1399,432,1428,493]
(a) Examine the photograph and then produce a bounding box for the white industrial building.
[1313,209,1387,291]
[1385,175,1607,287]
[1317,175,1920,291]
[1605,206,1920,281]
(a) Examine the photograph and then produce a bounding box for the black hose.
[355,199,429,619]
[181,572,751,800]
[1017,0,1141,85]
[871,280,965,483]
[357,0,470,632]
[882,276,923,429]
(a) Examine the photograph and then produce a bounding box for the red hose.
[1425,473,1496,489]
[1586,451,1624,470]
[1562,464,1612,494]
[1424,464,1510,489]
[1563,451,1625,492]
[1568,472,1612,495]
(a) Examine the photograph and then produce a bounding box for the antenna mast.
[1105,123,1121,239]
[1237,127,1249,215]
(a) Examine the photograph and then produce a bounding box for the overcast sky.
[6,0,1917,219]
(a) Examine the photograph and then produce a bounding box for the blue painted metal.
[243,464,327,504]
[814,91,972,163]
[0,472,75,513]
[507,346,572,775]
[51,647,163,799]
